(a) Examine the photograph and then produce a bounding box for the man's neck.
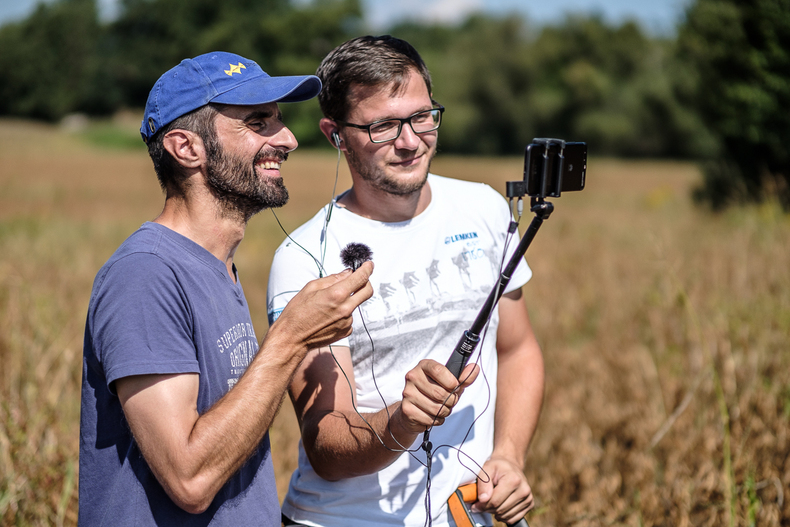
[154,188,245,281]
[338,179,432,223]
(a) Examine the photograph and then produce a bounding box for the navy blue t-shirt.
[79,222,279,526]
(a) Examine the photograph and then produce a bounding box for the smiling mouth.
[391,153,423,167]
[254,148,289,172]
[257,160,283,170]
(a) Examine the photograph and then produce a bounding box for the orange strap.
[447,483,478,527]
[447,482,530,527]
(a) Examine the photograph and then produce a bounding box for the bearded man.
[78,51,373,526]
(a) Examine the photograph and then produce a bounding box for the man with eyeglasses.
[267,35,544,527]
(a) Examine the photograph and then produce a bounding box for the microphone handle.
[445,331,480,378]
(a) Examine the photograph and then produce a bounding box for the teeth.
[258,160,282,170]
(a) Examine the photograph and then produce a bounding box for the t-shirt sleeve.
[266,239,322,323]
[90,253,200,391]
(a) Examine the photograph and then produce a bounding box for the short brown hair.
[316,35,432,122]
[146,104,220,192]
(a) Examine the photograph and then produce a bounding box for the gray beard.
[205,140,289,222]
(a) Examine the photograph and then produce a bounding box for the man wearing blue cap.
[78,51,374,526]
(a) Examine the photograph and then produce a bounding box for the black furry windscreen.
[340,243,373,271]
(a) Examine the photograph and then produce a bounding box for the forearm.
[292,347,474,482]
[121,265,374,512]
[302,401,420,480]
[492,343,544,466]
[471,340,543,524]
[121,332,306,513]
[491,289,545,467]
[191,338,302,475]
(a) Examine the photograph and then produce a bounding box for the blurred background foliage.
[0,0,787,209]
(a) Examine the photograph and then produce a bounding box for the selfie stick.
[444,197,552,378]
[441,138,578,527]
[441,199,548,527]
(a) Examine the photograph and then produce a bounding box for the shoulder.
[89,252,185,325]
[94,226,175,285]
[89,226,198,313]
[429,173,506,208]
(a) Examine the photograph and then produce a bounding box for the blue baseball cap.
[140,51,322,142]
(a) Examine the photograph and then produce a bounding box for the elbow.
[302,436,357,482]
[301,422,334,481]
[303,444,348,482]
[309,454,359,481]
[313,466,344,482]
[304,445,383,481]
[162,475,217,515]
[177,497,212,516]
[300,414,382,481]
[311,458,365,481]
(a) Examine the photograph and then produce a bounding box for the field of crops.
[0,118,787,526]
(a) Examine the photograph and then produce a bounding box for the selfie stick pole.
[438,198,551,527]
[442,199,548,527]
[444,198,553,378]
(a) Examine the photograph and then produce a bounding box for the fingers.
[475,474,494,512]
[398,360,478,433]
[339,261,374,306]
[273,262,374,351]
[318,260,373,290]
[307,262,374,312]
[472,460,534,524]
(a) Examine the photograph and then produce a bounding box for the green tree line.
[0,0,787,208]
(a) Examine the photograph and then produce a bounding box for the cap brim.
[212,75,321,105]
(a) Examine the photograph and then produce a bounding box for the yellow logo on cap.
[225,62,246,76]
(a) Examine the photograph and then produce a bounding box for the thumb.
[458,363,479,388]
[471,476,493,513]
[476,474,493,504]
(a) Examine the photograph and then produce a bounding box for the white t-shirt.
[267,174,532,527]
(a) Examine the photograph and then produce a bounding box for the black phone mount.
[505,137,569,200]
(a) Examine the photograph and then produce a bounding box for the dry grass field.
[0,118,788,526]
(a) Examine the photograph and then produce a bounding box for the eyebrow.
[367,105,434,123]
[242,108,282,123]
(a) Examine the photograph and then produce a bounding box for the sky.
[0,0,693,35]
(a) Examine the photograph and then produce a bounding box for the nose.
[271,123,299,153]
[393,121,421,150]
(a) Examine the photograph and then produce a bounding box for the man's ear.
[162,130,205,169]
[319,118,344,151]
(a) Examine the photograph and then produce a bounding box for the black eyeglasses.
[336,105,445,143]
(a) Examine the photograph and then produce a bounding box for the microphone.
[340,243,373,271]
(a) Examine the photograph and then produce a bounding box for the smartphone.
[524,141,587,198]
[562,142,587,193]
